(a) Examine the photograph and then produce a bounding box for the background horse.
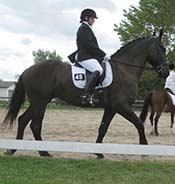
[140,89,174,136]
[2,32,169,158]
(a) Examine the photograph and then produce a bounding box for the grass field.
[0,156,175,184]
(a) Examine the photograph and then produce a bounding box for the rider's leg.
[79,59,103,76]
[78,59,103,104]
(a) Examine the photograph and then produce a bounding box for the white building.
[0,81,16,101]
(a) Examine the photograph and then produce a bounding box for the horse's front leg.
[96,108,116,159]
[118,105,148,145]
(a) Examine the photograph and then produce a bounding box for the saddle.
[71,61,113,89]
[165,88,175,95]
[163,88,175,113]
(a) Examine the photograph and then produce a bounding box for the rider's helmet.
[80,8,98,23]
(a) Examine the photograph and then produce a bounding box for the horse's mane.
[111,37,150,59]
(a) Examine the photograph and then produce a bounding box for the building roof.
[0,81,16,88]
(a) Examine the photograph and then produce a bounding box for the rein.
[111,58,154,71]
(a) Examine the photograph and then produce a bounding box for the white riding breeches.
[78,59,103,76]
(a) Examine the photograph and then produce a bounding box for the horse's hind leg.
[149,110,154,135]
[154,112,161,136]
[5,107,32,155]
[16,106,32,139]
[30,101,51,157]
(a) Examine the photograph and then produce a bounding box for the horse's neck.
[112,58,145,82]
[112,40,152,80]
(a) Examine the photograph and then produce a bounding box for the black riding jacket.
[76,22,106,62]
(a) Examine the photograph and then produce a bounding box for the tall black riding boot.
[81,71,100,105]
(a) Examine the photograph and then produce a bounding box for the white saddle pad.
[168,92,175,106]
[71,61,113,89]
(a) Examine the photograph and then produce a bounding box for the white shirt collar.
[82,21,92,29]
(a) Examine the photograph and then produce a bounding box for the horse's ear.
[158,27,164,41]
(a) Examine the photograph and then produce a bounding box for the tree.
[114,0,175,62]
[114,0,175,99]
[32,49,62,63]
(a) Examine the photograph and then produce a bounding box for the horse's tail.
[139,92,153,123]
[2,74,25,127]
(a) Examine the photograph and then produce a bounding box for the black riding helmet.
[80,8,98,23]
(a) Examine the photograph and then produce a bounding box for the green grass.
[0,156,175,184]
[0,101,9,109]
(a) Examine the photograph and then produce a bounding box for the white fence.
[0,139,175,156]
[0,97,10,101]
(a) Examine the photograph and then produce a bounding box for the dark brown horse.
[2,34,169,158]
[140,89,175,136]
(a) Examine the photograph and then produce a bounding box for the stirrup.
[81,94,93,105]
[80,94,99,106]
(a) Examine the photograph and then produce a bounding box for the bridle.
[111,50,168,72]
[111,58,154,71]
[110,38,168,74]
[155,63,169,74]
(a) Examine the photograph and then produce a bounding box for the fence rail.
[131,100,143,109]
[0,97,10,101]
[0,139,175,156]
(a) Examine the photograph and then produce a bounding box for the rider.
[75,8,110,105]
[164,63,175,94]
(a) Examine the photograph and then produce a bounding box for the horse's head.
[147,31,169,79]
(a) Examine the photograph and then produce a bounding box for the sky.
[0,0,139,81]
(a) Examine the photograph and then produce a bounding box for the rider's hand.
[103,54,111,61]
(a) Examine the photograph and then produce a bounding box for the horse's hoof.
[4,149,14,156]
[39,151,52,157]
[40,153,52,157]
[142,142,148,145]
[140,140,148,145]
[96,153,104,159]
[150,131,153,135]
